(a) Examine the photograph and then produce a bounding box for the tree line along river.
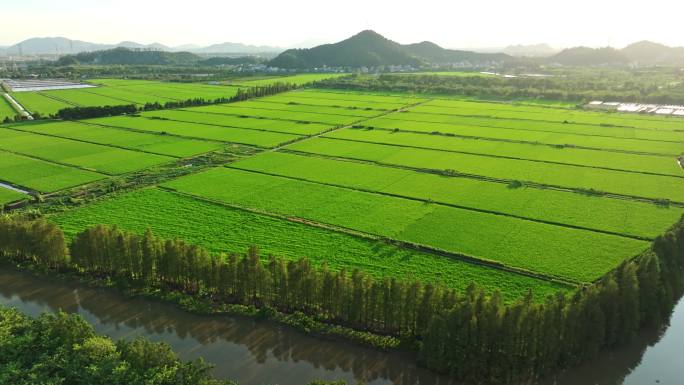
[0,266,680,385]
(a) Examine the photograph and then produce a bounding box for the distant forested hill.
[268,30,512,69]
[549,41,684,66]
[56,47,201,65]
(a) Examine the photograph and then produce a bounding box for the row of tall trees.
[1,216,683,383]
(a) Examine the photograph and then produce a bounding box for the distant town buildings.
[587,101,684,117]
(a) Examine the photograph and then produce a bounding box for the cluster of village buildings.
[587,101,684,117]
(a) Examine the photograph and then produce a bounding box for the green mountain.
[268,30,511,69]
[621,41,684,65]
[549,47,629,66]
[404,41,511,64]
[56,47,201,65]
[269,30,421,68]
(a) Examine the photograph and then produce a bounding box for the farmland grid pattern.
[2,86,679,295]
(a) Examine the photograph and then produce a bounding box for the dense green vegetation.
[2,214,683,384]
[0,305,235,385]
[51,188,564,298]
[318,68,684,104]
[56,47,203,65]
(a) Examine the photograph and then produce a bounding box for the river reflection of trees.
[0,268,458,385]
[1,267,677,385]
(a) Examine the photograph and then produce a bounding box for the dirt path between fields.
[3,93,32,120]
[267,98,434,153]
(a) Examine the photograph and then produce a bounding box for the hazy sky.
[3,0,683,49]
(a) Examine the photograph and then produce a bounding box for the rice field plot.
[399,71,496,78]
[89,115,301,147]
[50,187,566,300]
[229,99,385,118]
[10,93,72,116]
[10,120,222,158]
[187,104,364,126]
[293,89,426,105]
[164,167,648,283]
[123,84,241,101]
[141,109,332,136]
[362,117,684,155]
[40,89,130,108]
[259,94,409,110]
[326,128,681,176]
[387,110,684,143]
[88,79,243,99]
[0,187,27,205]
[0,150,104,192]
[0,97,17,121]
[287,137,684,202]
[229,73,348,87]
[230,151,683,239]
[82,87,176,105]
[417,99,684,131]
[0,127,173,174]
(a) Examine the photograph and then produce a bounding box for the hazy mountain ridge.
[550,41,684,66]
[0,37,283,56]
[503,43,558,57]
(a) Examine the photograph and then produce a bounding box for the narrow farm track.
[159,186,579,287]
[78,120,270,150]
[77,89,143,106]
[268,99,434,153]
[382,114,684,145]
[280,147,684,208]
[225,164,654,241]
[314,135,684,179]
[37,92,80,107]
[3,124,189,159]
[394,105,681,131]
[121,115,315,137]
[0,147,113,176]
[352,125,681,157]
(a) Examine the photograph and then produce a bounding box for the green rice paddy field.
[0,150,104,192]
[51,187,566,301]
[10,79,242,116]
[0,126,173,175]
[2,84,682,299]
[0,187,27,205]
[228,73,348,87]
[0,97,18,121]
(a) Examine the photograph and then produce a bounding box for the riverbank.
[3,259,406,351]
[0,265,451,385]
